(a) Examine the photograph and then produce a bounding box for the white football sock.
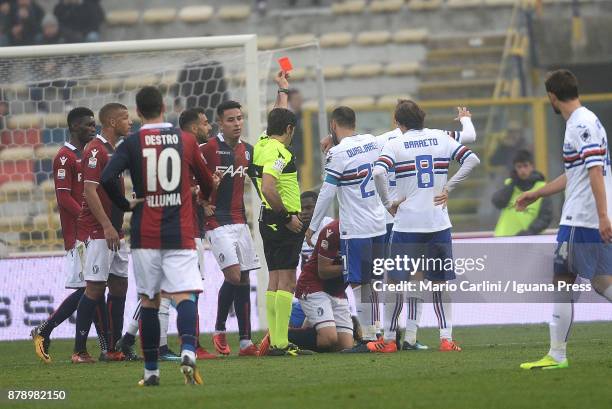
[239,339,253,349]
[126,299,141,336]
[602,285,612,302]
[144,368,160,379]
[159,297,171,348]
[353,285,377,341]
[383,293,403,342]
[433,290,453,340]
[405,296,423,345]
[548,300,573,362]
[182,349,196,364]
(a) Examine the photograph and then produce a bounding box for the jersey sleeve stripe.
[459,150,473,164]
[324,174,340,185]
[56,187,72,191]
[581,148,606,159]
[325,167,342,177]
[578,143,600,153]
[84,179,99,184]
[375,160,390,171]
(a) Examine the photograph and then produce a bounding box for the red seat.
[0,160,34,184]
[0,128,41,146]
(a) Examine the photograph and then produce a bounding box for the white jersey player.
[517,69,612,370]
[306,106,389,351]
[370,100,480,353]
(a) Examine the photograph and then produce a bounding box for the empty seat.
[408,0,442,11]
[331,0,367,15]
[105,10,140,26]
[35,145,61,160]
[178,5,214,23]
[7,114,40,129]
[124,74,159,90]
[303,99,338,111]
[483,0,516,6]
[347,63,383,78]
[356,30,391,46]
[384,62,420,76]
[339,96,376,110]
[319,32,353,48]
[258,35,279,50]
[377,94,412,108]
[393,28,429,44]
[323,65,346,80]
[0,180,35,195]
[218,5,251,21]
[369,0,404,13]
[447,0,483,8]
[142,8,177,24]
[280,34,317,48]
[0,146,34,161]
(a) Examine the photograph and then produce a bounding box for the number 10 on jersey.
[143,147,181,192]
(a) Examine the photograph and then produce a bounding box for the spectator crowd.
[0,0,104,47]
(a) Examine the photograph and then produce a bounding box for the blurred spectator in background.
[9,0,44,46]
[288,88,304,170]
[0,1,11,46]
[36,14,64,45]
[490,120,528,170]
[492,149,552,237]
[289,0,322,6]
[54,0,104,43]
[257,0,323,14]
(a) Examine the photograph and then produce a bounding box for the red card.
[278,57,293,72]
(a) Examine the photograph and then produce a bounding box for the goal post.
[0,35,330,332]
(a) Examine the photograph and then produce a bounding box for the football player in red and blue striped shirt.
[101,86,218,386]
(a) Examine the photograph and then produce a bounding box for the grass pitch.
[1,322,611,409]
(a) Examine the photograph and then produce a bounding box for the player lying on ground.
[101,86,218,386]
[372,100,480,353]
[72,103,135,363]
[516,69,612,370]
[290,219,354,352]
[32,107,97,363]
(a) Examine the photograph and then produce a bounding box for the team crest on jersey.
[581,128,590,142]
[272,158,286,173]
[88,157,97,168]
[245,150,250,161]
[321,239,328,250]
[60,156,68,165]
[419,159,431,168]
[57,168,66,179]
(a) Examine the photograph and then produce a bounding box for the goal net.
[0,36,325,337]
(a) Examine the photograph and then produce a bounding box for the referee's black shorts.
[259,220,305,271]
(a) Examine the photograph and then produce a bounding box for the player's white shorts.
[64,241,86,289]
[298,292,353,334]
[194,237,206,280]
[206,224,260,272]
[132,249,204,299]
[81,239,129,282]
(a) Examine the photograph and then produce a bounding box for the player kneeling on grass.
[101,86,219,386]
[289,219,354,352]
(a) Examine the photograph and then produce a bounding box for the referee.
[253,73,308,356]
